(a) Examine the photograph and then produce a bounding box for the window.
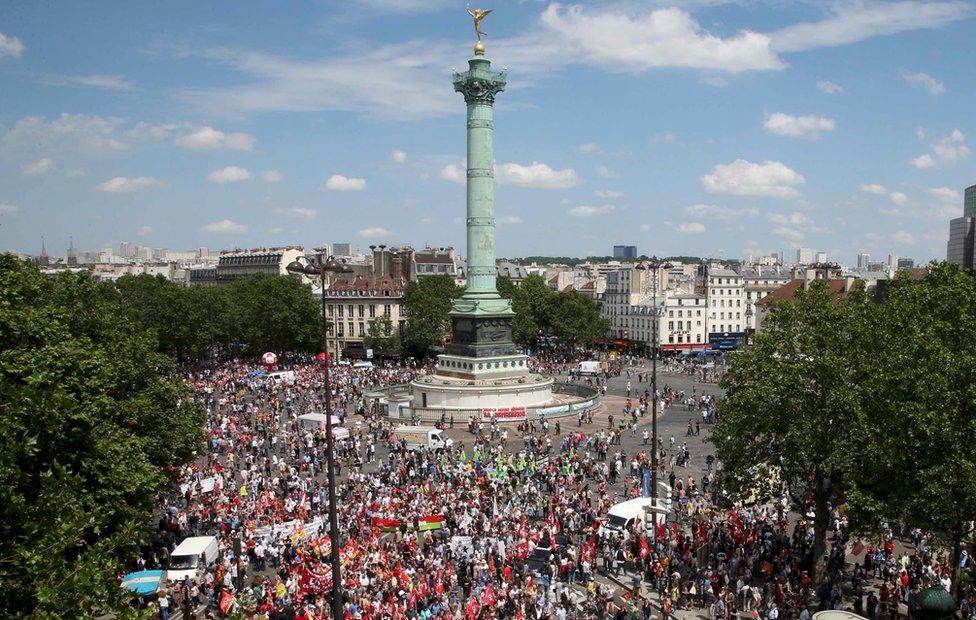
[696,334,701,343]
[358,322,365,336]
[337,305,344,318]
[369,305,376,318]
[668,334,674,343]
[384,304,392,316]
[347,322,354,336]
[678,334,684,343]
[736,313,741,320]
[337,323,344,336]
[358,305,365,318]
[668,310,674,317]
[327,304,335,316]
[668,321,674,330]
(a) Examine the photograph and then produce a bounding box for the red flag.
[484,584,497,607]
[219,590,235,615]
[465,594,481,619]
[639,536,650,559]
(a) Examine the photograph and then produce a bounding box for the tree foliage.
[0,254,204,617]
[498,275,607,347]
[113,273,321,358]
[713,280,866,586]
[363,314,402,356]
[401,275,463,355]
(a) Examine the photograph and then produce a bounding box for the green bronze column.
[453,50,506,300]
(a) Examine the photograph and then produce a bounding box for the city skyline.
[2,1,975,263]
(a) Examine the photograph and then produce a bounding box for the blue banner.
[642,468,651,498]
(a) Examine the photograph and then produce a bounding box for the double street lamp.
[286,251,352,620]
[635,256,672,537]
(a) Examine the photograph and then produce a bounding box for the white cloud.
[771,227,805,241]
[911,129,970,169]
[358,226,393,238]
[910,154,936,169]
[201,219,248,234]
[577,142,601,154]
[0,32,25,60]
[891,230,917,245]
[325,174,366,191]
[495,162,580,189]
[595,190,624,198]
[929,186,961,204]
[3,113,131,153]
[65,168,85,178]
[677,222,706,234]
[95,176,162,193]
[817,80,843,94]
[56,74,137,92]
[683,204,758,220]
[390,149,407,163]
[595,164,619,179]
[701,159,804,198]
[262,169,283,183]
[439,163,466,184]
[22,157,54,176]
[900,70,946,94]
[137,226,153,237]
[354,0,453,13]
[539,4,784,73]
[497,215,523,225]
[889,191,910,207]
[859,183,888,195]
[763,112,835,140]
[770,1,971,53]
[273,206,316,219]
[0,203,20,214]
[207,166,253,184]
[570,204,615,217]
[174,126,255,151]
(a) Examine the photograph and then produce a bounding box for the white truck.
[166,536,220,584]
[575,360,604,376]
[393,425,454,451]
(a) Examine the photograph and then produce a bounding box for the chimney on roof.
[393,255,403,282]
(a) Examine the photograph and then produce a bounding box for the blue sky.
[1,0,974,264]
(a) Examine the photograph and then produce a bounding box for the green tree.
[224,274,321,355]
[363,314,401,356]
[497,275,549,346]
[401,275,462,355]
[549,290,608,346]
[848,263,976,593]
[0,254,204,617]
[713,280,866,587]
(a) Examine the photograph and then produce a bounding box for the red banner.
[482,406,526,420]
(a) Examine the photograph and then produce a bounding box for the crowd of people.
[127,355,975,620]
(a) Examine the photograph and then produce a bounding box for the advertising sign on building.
[482,406,526,420]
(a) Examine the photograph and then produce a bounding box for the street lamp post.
[638,256,672,539]
[286,252,352,620]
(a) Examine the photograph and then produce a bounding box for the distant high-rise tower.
[38,236,50,267]
[856,252,870,270]
[613,245,637,260]
[796,247,815,264]
[67,236,78,267]
[120,241,133,258]
[947,184,976,269]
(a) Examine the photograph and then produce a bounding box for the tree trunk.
[950,523,963,598]
[811,471,830,589]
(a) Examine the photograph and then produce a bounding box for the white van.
[575,360,604,376]
[166,536,219,584]
[605,497,669,533]
[392,425,453,451]
[267,370,296,384]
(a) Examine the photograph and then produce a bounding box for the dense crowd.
[128,356,975,620]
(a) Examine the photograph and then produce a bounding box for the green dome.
[914,586,957,620]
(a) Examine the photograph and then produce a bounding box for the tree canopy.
[498,274,608,348]
[0,254,204,617]
[401,275,463,355]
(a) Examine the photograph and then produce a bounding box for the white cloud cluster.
[763,112,835,140]
[577,143,601,154]
[325,174,366,191]
[439,163,465,184]
[859,183,888,195]
[390,149,407,163]
[683,204,758,220]
[770,1,970,53]
[273,206,316,219]
[207,166,253,184]
[0,32,25,60]
[495,162,580,190]
[3,113,130,153]
[57,74,137,92]
[539,4,783,73]
[900,70,946,94]
[22,157,54,176]
[569,204,615,217]
[677,222,706,234]
[359,226,393,238]
[702,159,805,198]
[817,80,843,94]
[174,126,255,151]
[95,176,162,193]
[137,225,153,237]
[201,219,248,234]
[911,129,970,169]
